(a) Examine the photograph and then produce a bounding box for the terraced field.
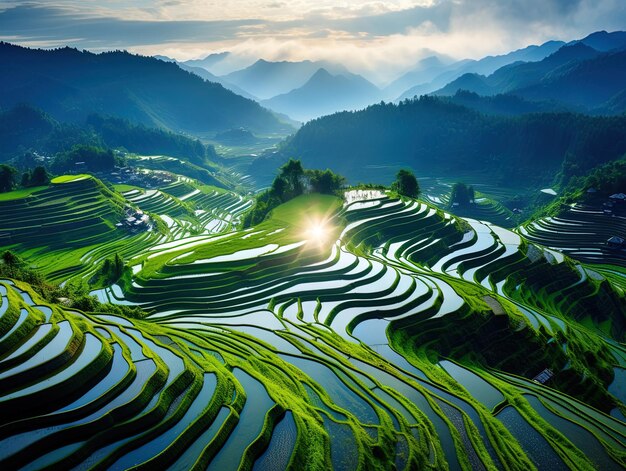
[1,184,626,469]
[0,175,160,282]
[520,202,626,268]
[0,171,250,285]
[423,192,518,229]
[121,178,251,240]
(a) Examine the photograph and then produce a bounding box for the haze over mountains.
[155,30,626,124]
[220,59,354,100]
[261,68,382,122]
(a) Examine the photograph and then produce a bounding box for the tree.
[468,185,475,204]
[30,166,50,186]
[450,182,472,206]
[1,250,25,266]
[0,164,17,193]
[279,159,305,200]
[392,169,419,198]
[271,176,287,201]
[21,171,30,188]
[307,169,346,194]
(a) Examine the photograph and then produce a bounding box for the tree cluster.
[21,166,50,188]
[51,145,119,173]
[243,159,346,227]
[391,169,420,198]
[449,182,475,207]
[0,164,51,193]
[0,164,18,193]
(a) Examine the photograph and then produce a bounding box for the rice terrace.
[1,2,626,470]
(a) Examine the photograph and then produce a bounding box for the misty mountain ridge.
[221,58,353,100]
[153,55,258,100]
[433,42,626,113]
[183,51,230,71]
[395,30,626,102]
[261,68,382,122]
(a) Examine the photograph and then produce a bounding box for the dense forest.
[272,96,626,187]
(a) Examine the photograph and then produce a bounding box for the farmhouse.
[119,206,151,232]
[532,368,554,384]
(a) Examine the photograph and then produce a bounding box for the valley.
[1,10,626,469]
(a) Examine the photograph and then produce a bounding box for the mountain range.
[2,29,625,147]
[219,59,354,100]
[434,43,626,113]
[154,55,258,100]
[165,30,626,123]
[0,43,292,136]
[394,40,567,101]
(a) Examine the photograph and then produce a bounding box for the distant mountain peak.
[153,55,175,62]
[419,55,446,67]
[545,42,599,64]
[309,67,333,80]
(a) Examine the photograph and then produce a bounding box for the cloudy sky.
[1,0,625,83]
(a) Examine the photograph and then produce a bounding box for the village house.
[118,206,151,232]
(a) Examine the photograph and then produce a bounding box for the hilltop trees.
[307,168,346,194]
[21,166,50,188]
[276,159,305,200]
[1,164,53,193]
[392,169,420,198]
[243,159,345,227]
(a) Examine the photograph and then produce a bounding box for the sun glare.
[308,223,327,239]
[304,218,332,246]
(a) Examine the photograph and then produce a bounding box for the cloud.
[0,4,265,47]
[1,0,625,82]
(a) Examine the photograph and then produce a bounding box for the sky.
[1,0,625,83]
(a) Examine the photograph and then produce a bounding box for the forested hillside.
[272,96,626,186]
[0,42,292,135]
